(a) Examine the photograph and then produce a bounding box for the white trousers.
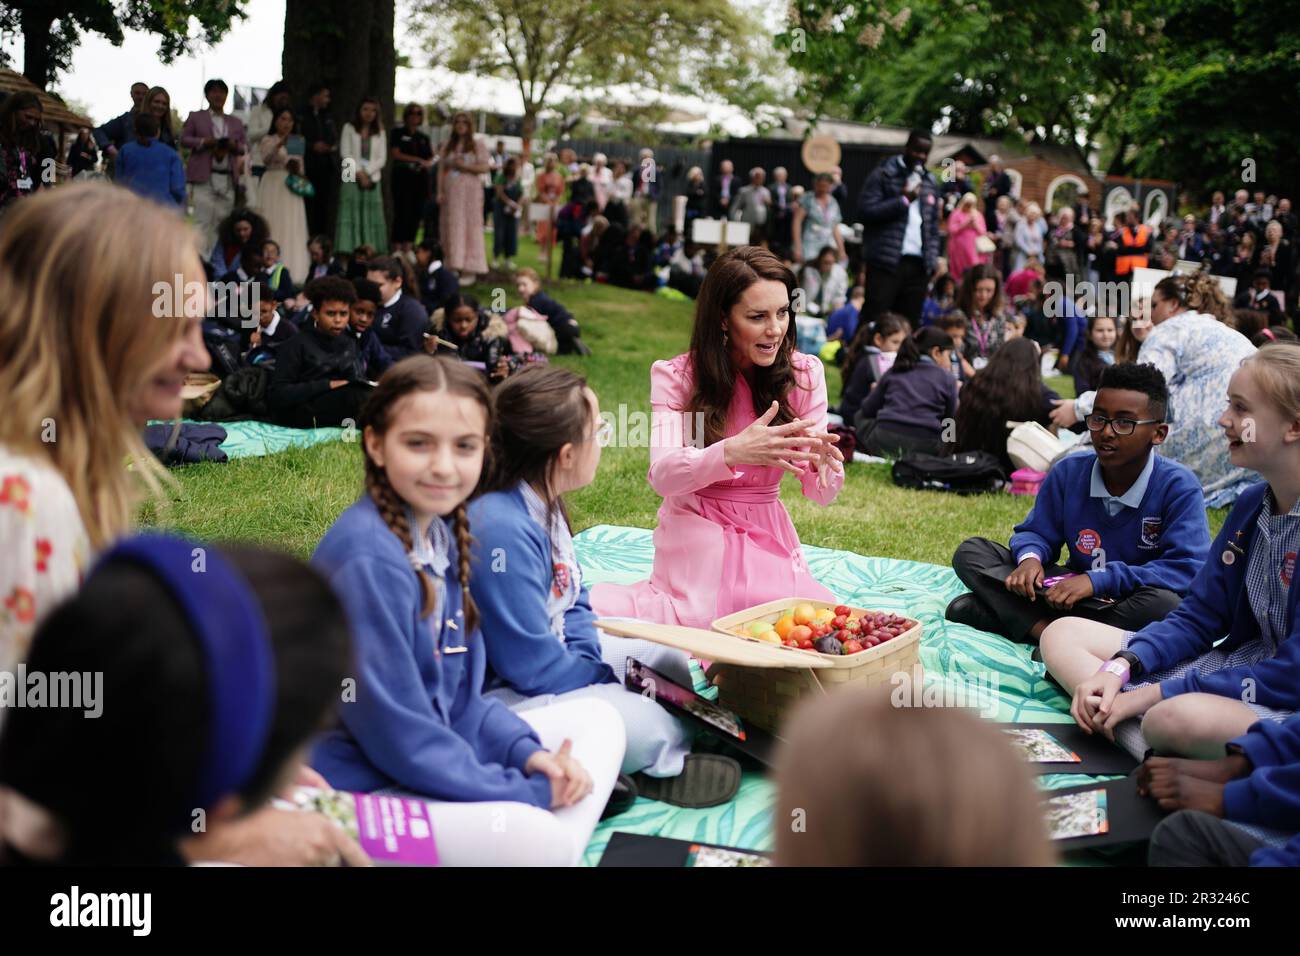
[191,177,235,257]
[419,698,624,866]
[488,637,695,778]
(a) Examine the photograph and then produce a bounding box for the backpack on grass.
[891,450,1005,495]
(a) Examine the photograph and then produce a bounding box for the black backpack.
[891,450,1006,495]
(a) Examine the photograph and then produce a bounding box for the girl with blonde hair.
[0,183,210,666]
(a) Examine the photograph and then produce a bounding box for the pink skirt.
[591,482,834,629]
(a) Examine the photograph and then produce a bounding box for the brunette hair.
[442,110,476,157]
[952,337,1045,460]
[955,262,1005,322]
[351,97,382,138]
[360,357,490,628]
[893,326,952,374]
[842,312,908,382]
[485,365,593,531]
[686,246,806,446]
[775,686,1054,867]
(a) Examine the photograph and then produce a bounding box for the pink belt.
[694,484,780,504]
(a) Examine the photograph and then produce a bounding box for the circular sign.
[802,135,842,174]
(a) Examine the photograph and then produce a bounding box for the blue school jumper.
[1127,482,1300,710]
[1008,451,1210,597]
[310,496,551,807]
[468,486,617,696]
[1224,716,1300,866]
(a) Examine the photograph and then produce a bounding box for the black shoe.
[600,773,638,821]
[632,754,741,809]
[944,593,1003,635]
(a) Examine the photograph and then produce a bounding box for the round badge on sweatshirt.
[1076,528,1102,556]
[1283,551,1296,588]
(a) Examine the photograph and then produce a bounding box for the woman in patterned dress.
[436,111,490,281]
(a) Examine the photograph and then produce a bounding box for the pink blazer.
[181,110,248,184]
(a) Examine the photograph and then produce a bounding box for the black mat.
[1048,774,1168,852]
[597,831,772,867]
[1000,721,1141,776]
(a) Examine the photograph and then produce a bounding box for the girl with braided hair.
[310,356,626,865]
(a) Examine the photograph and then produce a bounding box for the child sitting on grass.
[247,278,297,356]
[1041,344,1300,761]
[826,284,864,346]
[267,276,372,428]
[515,267,591,356]
[427,293,515,384]
[949,362,1209,645]
[775,684,1054,866]
[937,310,976,383]
[348,277,392,382]
[854,326,957,458]
[837,312,907,421]
[949,336,1060,473]
[1071,314,1117,396]
[1141,713,1300,866]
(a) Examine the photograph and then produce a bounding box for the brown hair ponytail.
[452,503,479,634]
[360,356,492,622]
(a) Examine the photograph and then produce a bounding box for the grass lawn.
[142,233,1229,563]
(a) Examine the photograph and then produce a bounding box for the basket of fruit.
[706,599,922,732]
[595,598,921,735]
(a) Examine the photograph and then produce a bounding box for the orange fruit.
[774,614,796,639]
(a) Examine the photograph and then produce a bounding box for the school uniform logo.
[1076,528,1102,556]
[1283,552,1296,588]
[1139,517,1163,548]
[552,562,571,598]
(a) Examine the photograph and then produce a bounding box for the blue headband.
[95,534,277,813]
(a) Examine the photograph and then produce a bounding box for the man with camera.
[182,79,248,255]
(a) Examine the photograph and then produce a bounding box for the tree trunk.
[282,0,396,242]
[20,8,56,89]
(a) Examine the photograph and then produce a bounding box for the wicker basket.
[708,598,923,733]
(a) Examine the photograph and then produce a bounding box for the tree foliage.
[1,0,248,89]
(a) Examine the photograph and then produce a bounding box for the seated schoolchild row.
[948,363,1210,644]
[1141,712,1300,867]
[0,535,362,867]
[1040,344,1300,762]
[309,357,625,866]
[468,366,738,805]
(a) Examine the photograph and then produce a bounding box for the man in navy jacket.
[857,129,940,326]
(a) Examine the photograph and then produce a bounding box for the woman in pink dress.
[436,111,490,280]
[946,191,988,281]
[591,246,845,628]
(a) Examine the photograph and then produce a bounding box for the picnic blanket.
[148,420,344,460]
[575,524,1104,866]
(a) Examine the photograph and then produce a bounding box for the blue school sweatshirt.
[468,486,617,696]
[1127,482,1300,710]
[1008,451,1210,598]
[858,358,957,438]
[115,138,186,208]
[1223,717,1300,836]
[310,496,552,808]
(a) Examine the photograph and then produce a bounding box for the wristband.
[1096,658,1130,684]
[1112,649,1143,681]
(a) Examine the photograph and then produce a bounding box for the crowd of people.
[1,84,1299,871]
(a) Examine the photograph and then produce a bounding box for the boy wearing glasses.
[948,363,1211,645]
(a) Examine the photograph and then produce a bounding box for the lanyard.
[972,315,989,354]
